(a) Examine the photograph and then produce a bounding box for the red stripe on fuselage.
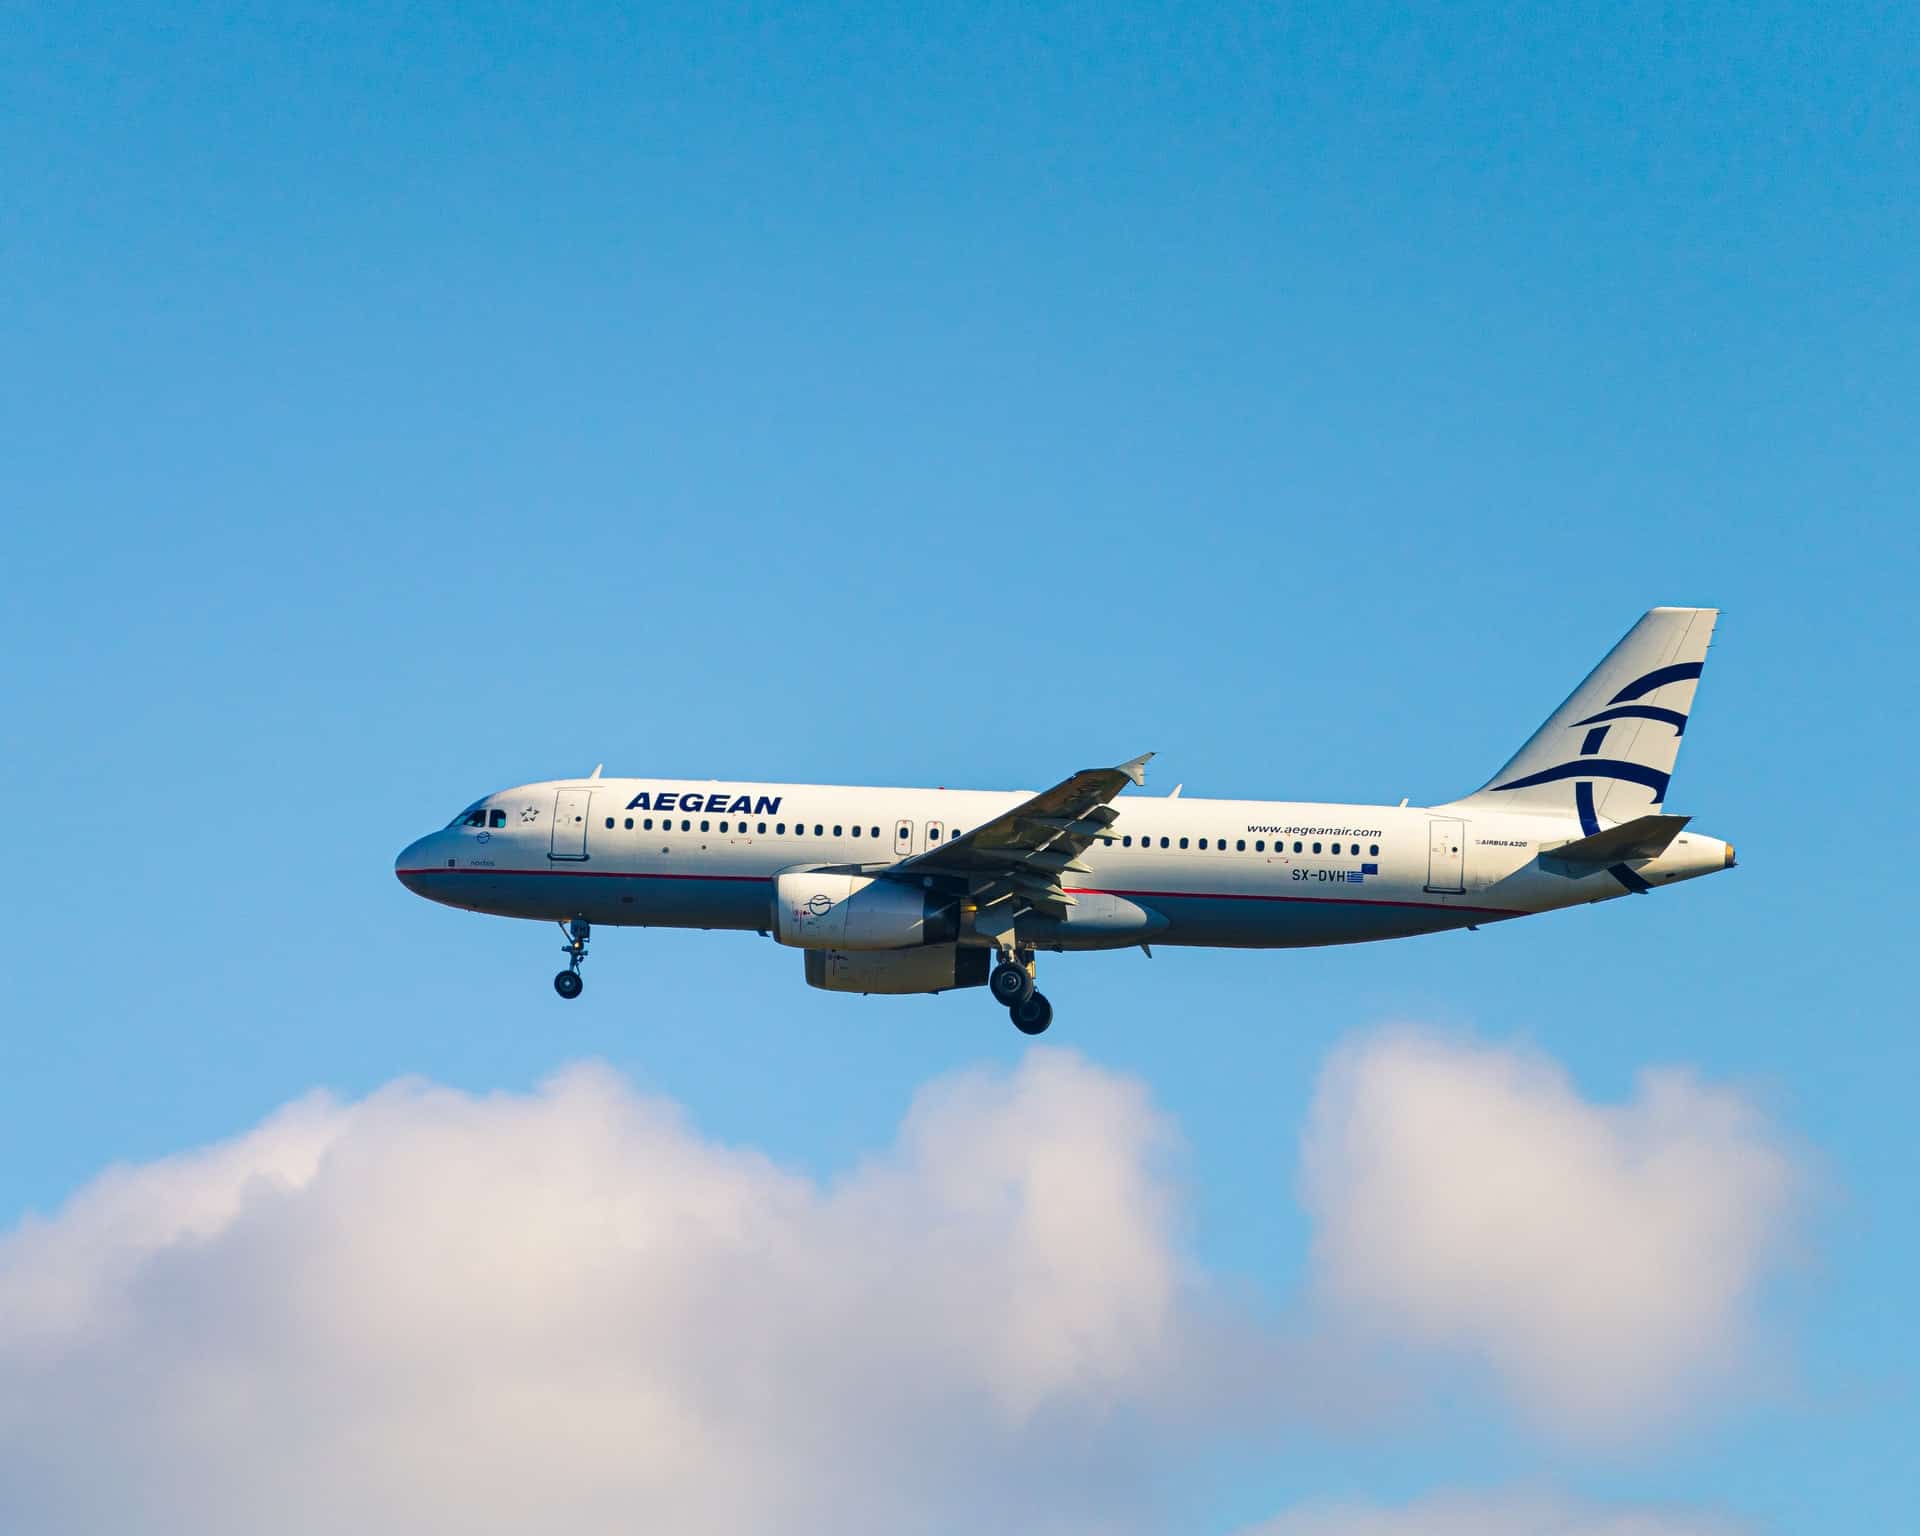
[397,869,1523,917]
[396,868,767,883]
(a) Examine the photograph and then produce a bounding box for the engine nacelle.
[804,945,989,995]
[773,872,959,951]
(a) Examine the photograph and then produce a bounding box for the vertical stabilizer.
[1453,608,1718,825]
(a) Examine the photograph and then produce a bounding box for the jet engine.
[773,872,959,951]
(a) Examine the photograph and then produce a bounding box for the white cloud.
[1300,1031,1803,1442]
[0,1050,1228,1536]
[1238,1488,1750,1536]
[0,1034,1804,1533]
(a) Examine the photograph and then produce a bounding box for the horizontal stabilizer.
[1545,813,1690,865]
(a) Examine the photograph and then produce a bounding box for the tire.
[989,963,1034,1006]
[554,970,584,999]
[1009,991,1053,1035]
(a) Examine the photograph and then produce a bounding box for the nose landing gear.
[554,918,589,999]
[992,948,1052,1035]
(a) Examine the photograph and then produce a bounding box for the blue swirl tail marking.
[1608,661,1702,703]
[1492,759,1673,800]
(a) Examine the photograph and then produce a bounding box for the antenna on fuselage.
[589,764,604,780]
[1168,784,1183,798]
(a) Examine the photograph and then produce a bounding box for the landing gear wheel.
[553,917,590,999]
[1009,991,1053,1035]
[990,962,1034,1007]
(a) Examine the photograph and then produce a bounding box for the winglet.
[1118,752,1153,787]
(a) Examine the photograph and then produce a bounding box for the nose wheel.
[554,918,590,999]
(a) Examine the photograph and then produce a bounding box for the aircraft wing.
[885,752,1153,926]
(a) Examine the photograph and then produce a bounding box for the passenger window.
[700,820,710,832]
[852,825,861,837]
[777,823,787,834]
[718,821,728,833]
[814,824,823,836]
[1370,844,1379,856]
[1313,842,1322,854]
[644,818,654,831]
[758,822,767,834]
[930,827,941,841]
[625,817,633,830]
[871,826,880,839]
[1255,840,1265,852]
[680,819,690,831]
[1160,836,1170,848]
[1293,841,1303,853]
[834,825,843,836]
[605,818,615,829]
[1331,842,1341,855]
[1199,838,1208,850]
[1122,835,1132,847]
[1179,837,1189,849]
[1237,839,1246,851]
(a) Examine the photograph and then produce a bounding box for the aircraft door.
[1425,818,1465,893]
[894,818,914,857]
[551,788,592,860]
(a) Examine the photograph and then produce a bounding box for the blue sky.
[2,3,1915,1531]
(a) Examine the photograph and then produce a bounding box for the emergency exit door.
[894,818,915,856]
[1425,818,1465,893]
[551,788,592,860]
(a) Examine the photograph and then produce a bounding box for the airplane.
[395,607,1734,1033]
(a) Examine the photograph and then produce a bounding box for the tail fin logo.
[1488,661,1701,800]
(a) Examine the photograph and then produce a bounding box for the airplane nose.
[1724,841,1737,869]
[395,835,435,893]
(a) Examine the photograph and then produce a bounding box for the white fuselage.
[395,777,1733,951]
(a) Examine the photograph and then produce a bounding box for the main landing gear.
[554,918,589,999]
[991,950,1053,1035]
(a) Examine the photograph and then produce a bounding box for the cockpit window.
[452,807,508,829]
